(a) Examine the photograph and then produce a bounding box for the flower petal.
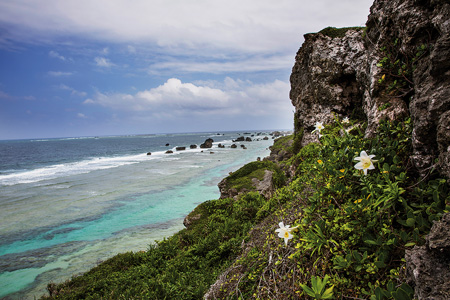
[354,162,364,169]
[360,151,369,158]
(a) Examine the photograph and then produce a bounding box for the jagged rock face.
[290,29,368,146]
[366,0,450,177]
[290,0,450,177]
[405,213,450,300]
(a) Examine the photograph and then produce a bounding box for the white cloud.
[59,84,87,97]
[48,71,73,77]
[148,54,294,75]
[49,50,66,61]
[94,57,115,67]
[0,0,372,55]
[84,77,292,119]
[77,113,88,118]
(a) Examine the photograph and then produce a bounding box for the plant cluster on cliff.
[43,116,449,299]
[204,116,449,299]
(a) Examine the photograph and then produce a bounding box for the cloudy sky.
[0,0,373,139]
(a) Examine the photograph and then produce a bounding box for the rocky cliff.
[288,1,450,299]
[290,0,450,179]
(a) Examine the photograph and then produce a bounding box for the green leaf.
[392,288,411,300]
[300,284,315,297]
[404,242,416,247]
[322,285,335,299]
[406,218,415,227]
[364,239,379,245]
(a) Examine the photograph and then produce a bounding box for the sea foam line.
[0,152,166,186]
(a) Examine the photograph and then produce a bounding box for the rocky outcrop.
[366,0,450,177]
[217,178,239,199]
[251,170,274,199]
[405,213,450,300]
[183,212,202,229]
[200,138,214,148]
[290,27,370,146]
[290,0,450,178]
[218,170,275,200]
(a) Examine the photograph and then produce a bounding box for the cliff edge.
[290,0,450,179]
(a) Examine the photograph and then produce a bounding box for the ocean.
[0,131,275,299]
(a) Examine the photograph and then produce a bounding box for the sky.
[0,0,373,140]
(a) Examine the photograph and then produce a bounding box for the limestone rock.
[367,0,450,177]
[217,178,239,199]
[290,0,450,177]
[183,213,202,229]
[405,213,450,300]
[251,170,274,199]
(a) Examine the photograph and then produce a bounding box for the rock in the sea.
[230,144,237,148]
[405,213,450,300]
[147,152,152,155]
[245,137,252,142]
[165,143,170,146]
[176,147,186,151]
[200,138,214,148]
[190,144,197,149]
[165,150,173,154]
[233,136,245,142]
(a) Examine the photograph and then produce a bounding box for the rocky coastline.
[40,0,449,298]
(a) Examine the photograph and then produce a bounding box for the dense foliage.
[210,117,449,299]
[43,117,449,299]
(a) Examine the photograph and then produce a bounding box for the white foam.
[0,153,163,186]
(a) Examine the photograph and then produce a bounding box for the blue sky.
[0,0,373,140]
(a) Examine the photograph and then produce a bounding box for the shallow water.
[0,132,274,299]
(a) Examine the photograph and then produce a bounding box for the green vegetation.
[43,117,449,299]
[376,38,429,105]
[317,26,365,38]
[223,160,286,193]
[210,117,449,299]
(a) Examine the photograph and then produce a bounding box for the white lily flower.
[354,150,377,175]
[275,221,298,246]
[312,122,324,135]
[343,117,349,124]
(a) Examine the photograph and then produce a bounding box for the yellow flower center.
[361,158,371,169]
[284,231,290,238]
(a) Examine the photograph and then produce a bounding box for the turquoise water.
[0,132,274,299]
